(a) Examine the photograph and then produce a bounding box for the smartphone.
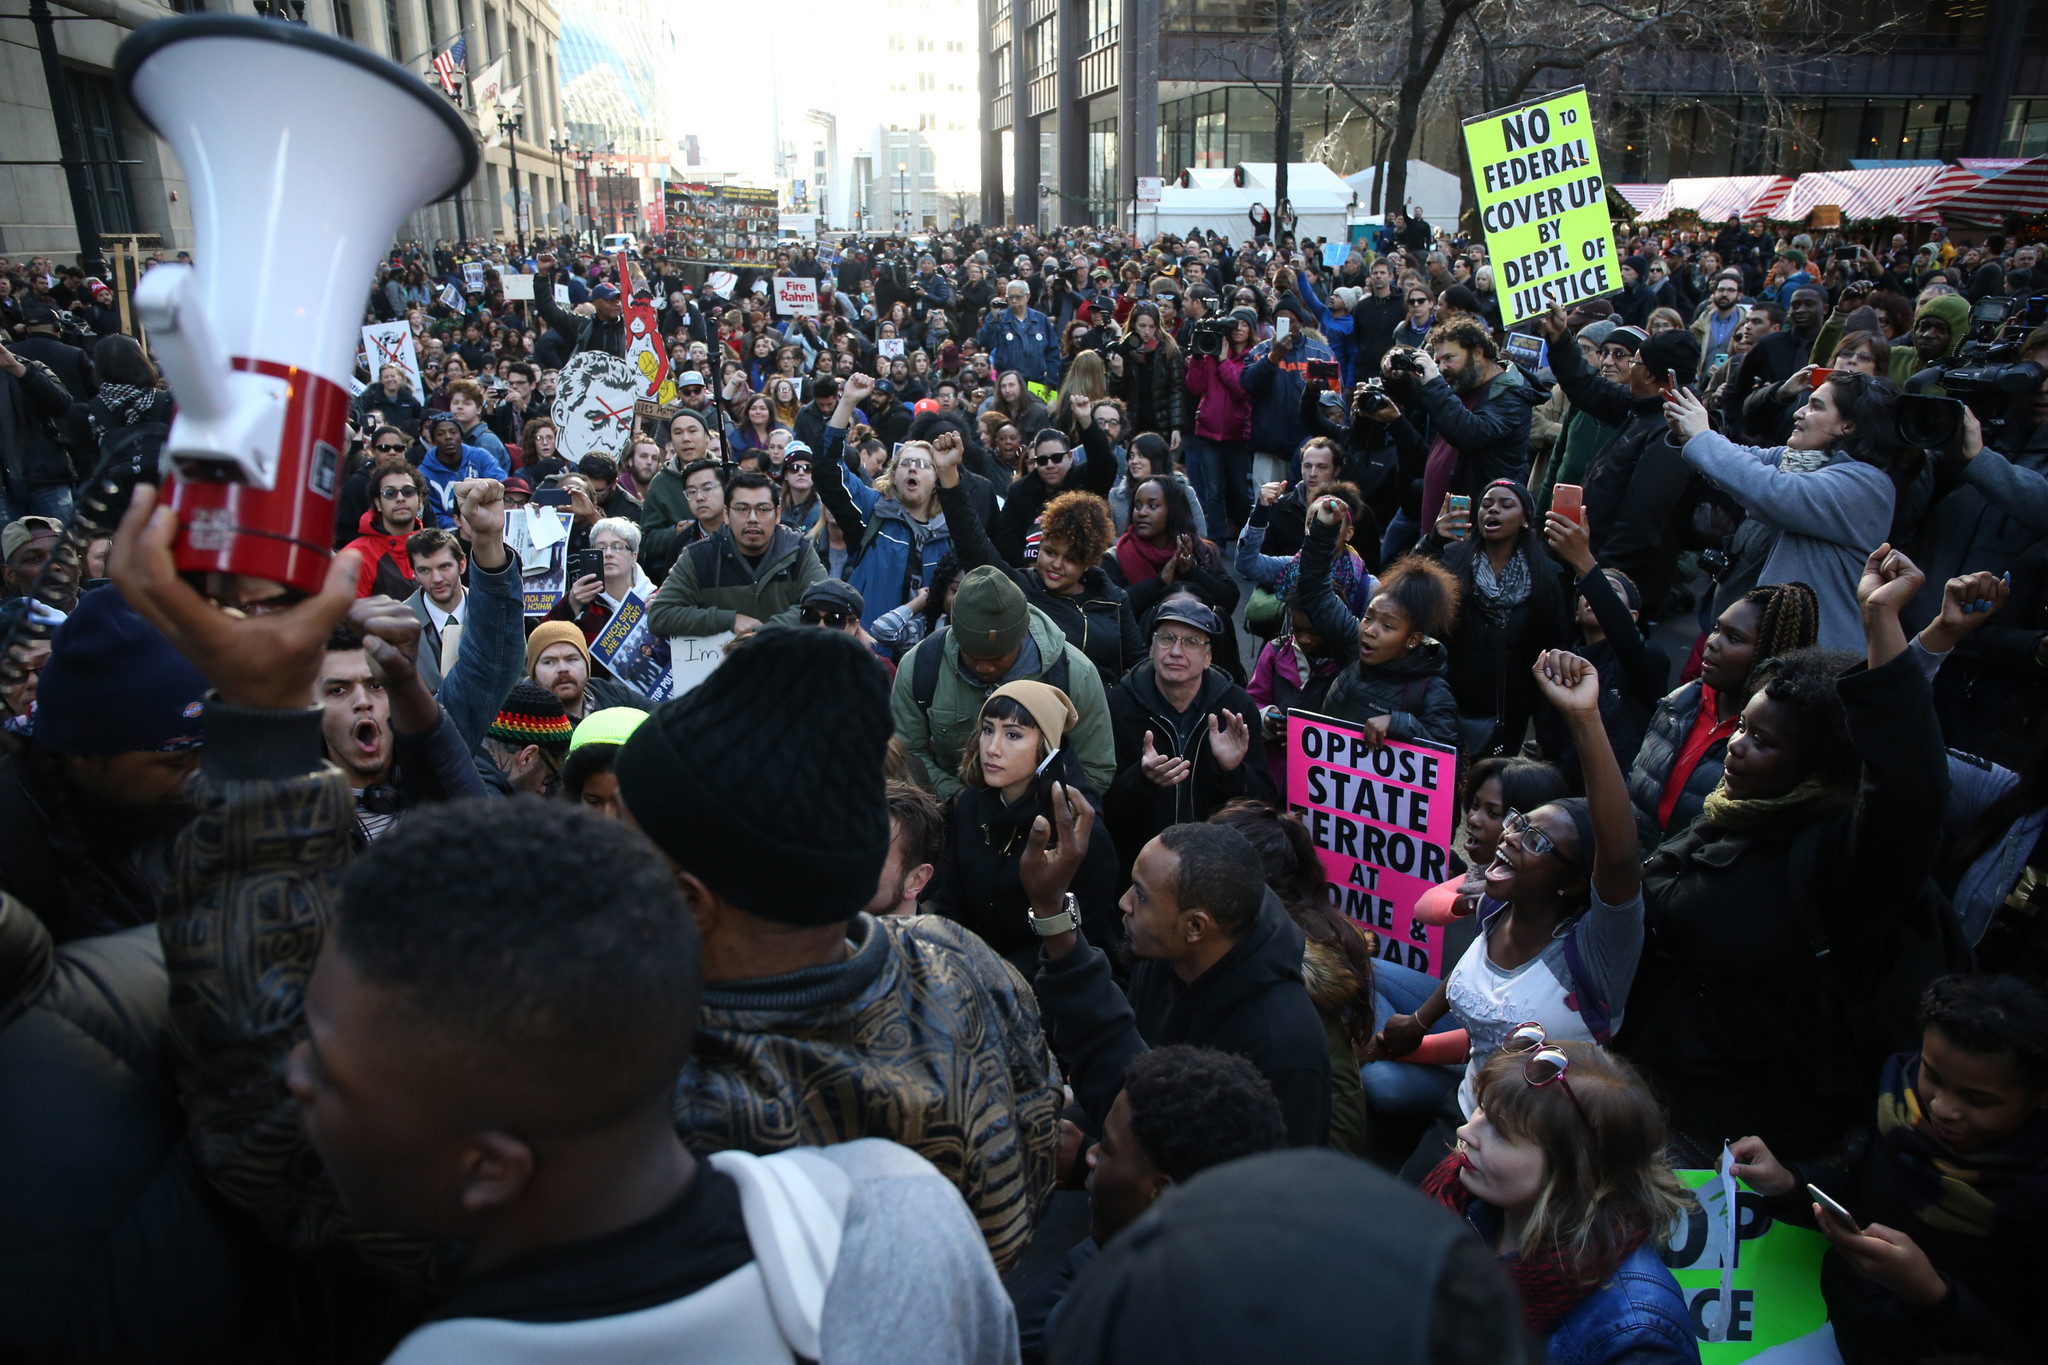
[1033,749,1067,851]
[1552,484,1584,527]
[1832,245,1859,264]
[1807,1183,1856,1225]
[1307,358,1341,384]
[1274,316,1292,342]
[532,488,571,508]
[1808,366,1834,389]
[1446,494,1471,523]
[1659,378,1680,403]
[569,548,604,584]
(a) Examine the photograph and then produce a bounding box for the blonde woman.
[813,430,953,630]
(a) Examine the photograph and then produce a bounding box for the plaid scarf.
[1423,1153,1648,1337]
[1876,1052,2048,1240]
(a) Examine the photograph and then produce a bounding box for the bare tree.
[1295,0,1899,233]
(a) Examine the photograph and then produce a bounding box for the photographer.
[1184,306,1258,539]
[1374,317,1537,557]
[1902,326,2048,631]
[1534,306,1703,620]
[1107,303,1186,452]
[1240,295,1336,524]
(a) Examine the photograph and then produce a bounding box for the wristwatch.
[1027,893,1082,938]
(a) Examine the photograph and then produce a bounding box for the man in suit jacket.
[404,526,468,695]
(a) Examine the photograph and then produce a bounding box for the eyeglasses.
[378,486,421,500]
[801,608,851,628]
[1153,629,1211,653]
[1499,1022,1592,1127]
[1501,809,1559,859]
[729,502,778,520]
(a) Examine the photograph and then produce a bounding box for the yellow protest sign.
[1461,86,1618,325]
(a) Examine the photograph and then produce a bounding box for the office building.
[981,0,2048,228]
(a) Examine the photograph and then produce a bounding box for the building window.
[1088,114,1118,224]
[483,4,498,58]
[2006,98,2048,157]
[920,147,936,173]
[422,0,438,49]
[507,23,520,79]
[65,69,135,235]
[1087,0,1118,41]
[332,0,355,39]
[383,0,404,59]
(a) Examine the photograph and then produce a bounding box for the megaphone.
[117,16,478,596]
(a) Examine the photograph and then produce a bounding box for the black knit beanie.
[613,626,892,925]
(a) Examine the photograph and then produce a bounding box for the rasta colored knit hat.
[950,565,1030,657]
[34,585,207,755]
[489,680,572,757]
[614,626,892,925]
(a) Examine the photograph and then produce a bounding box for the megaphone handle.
[133,265,234,425]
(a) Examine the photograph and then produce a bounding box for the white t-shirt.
[1444,887,1644,1116]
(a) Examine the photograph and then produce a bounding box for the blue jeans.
[0,482,73,527]
[1185,436,1252,537]
[1360,958,1462,1117]
[1380,507,1422,564]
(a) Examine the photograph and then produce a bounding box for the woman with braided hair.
[1625,579,1820,852]
[1617,545,1971,1160]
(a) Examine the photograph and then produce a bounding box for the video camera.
[1897,295,2047,449]
[1191,316,1234,357]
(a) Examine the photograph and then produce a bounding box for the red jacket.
[344,508,417,599]
[1185,352,1253,443]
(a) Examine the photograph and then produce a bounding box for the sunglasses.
[801,608,851,628]
[1029,451,1067,468]
[378,486,420,500]
[1500,1021,1592,1127]
[373,442,409,454]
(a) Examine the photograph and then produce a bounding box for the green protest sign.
[1460,87,1619,325]
[1662,1169,1831,1362]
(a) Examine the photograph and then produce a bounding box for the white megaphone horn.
[118,15,479,596]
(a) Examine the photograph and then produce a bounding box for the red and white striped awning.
[1643,175,1792,222]
[1932,154,2048,225]
[1898,165,1985,221]
[1612,183,1666,216]
[1774,166,1976,223]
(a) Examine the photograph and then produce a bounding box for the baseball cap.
[2,515,65,562]
[677,370,707,388]
[1153,596,1223,640]
[590,283,620,300]
[800,578,866,617]
[913,398,940,415]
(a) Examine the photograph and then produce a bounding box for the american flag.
[431,35,465,94]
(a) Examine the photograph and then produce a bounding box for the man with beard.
[1381,316,1535,532]
[646,471,824,640]
[0,585,204,942]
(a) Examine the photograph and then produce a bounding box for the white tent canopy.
[1142,161,1358,244]
[1343,160,1463,229]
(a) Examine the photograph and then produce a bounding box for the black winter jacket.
[926,766,1122,964]
[1625,678,1730,852]
[1103,663,1277,875]
[1618,649,1967,1157]
[1549,339,1695,617]
[0,897,265,1363]
[940,478,1144,685]
[0,353,76,486]
[1111,337,1187,440]
[1296,517,1461,745]
[0,743,191,945]
[994,420,1118,567]
[1031,893,1332,1147]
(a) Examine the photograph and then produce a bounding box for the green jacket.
[637,463,695,577]
[891,605,1116,802]
[645,523,824,639]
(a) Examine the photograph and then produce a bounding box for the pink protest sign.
[1286,712,1460,977]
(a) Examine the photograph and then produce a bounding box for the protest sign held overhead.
[360,321,423,401]
[1462,86,1619,325]
[1287,713,1458,976]
[774,276,819,317]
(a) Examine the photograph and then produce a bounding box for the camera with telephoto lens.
[1385,346,1425,377]
[1357,378,1394,413]
[1191,316,1233,357]
[1899,344,2046,452]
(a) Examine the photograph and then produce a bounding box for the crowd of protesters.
[0,207,2046,1365]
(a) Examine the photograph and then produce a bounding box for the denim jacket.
[1544,1242,1700,1365]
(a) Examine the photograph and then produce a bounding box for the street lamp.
[496,107,525,254]
[570,144,596,242]
[548,126,572,245]
[897,162,907,233]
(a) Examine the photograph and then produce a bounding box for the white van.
[600,232,638,257]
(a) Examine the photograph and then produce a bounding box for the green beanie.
[1915,294,1971,357]
[950,565,1029,657]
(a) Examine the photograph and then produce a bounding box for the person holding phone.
[923,681,1119,977]
[1532,307,1701,620]
[1727,974,2048,1365]
[547,517,655,642]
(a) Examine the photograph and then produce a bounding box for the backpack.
[911,623,1070,717]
